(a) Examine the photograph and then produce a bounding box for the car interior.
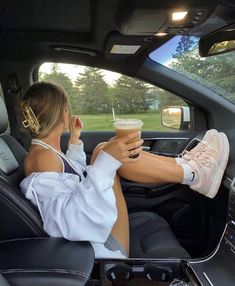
[0,0,234,285]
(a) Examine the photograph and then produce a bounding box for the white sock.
[181,164,199,185]
[175,157,186,164]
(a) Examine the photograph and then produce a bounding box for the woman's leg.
[144,151,178,164]
[91,144,129,256]
[110,174,129,256]
[93,143,183,184]
[118,151,184,184]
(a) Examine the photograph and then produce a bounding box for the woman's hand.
[102,132,143,163]
[69,116,83,144]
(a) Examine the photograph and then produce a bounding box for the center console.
[88,259,200,286]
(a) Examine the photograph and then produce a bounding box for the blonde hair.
[21,81,71,138]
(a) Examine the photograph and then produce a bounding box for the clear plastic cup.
[113,119,144,144]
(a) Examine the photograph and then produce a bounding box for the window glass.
[149,35,235,105]
[39,63,189,131]
[0,83,10,129]
[0,83,4,98]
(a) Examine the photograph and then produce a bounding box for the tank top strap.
[31,139,82,179]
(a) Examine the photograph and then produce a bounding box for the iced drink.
[113,119,144,144]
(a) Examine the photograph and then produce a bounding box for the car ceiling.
[0,0,234,75]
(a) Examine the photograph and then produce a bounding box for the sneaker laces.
[182,143,217,168]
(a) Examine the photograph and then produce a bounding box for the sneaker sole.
[206,132,230,198]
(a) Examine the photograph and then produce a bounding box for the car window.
[0,83,10,129]
[39,63,189,131]
[0,83,4,98]
[149,35,235,105]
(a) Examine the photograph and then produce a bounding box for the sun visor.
[104,32,170,60]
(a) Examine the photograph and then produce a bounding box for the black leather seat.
[0,237,95,286]
[129,212,189,258]
[0,96,47,240]
[0,96,189,258]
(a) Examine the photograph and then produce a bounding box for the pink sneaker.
[187,131,229,198]
[182,129,220,162]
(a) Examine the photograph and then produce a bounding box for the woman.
[20,81,229,259]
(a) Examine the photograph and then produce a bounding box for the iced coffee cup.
[113,119,144,144]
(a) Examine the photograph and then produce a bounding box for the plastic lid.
[113,119,144,129]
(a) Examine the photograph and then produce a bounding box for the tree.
[74,67,108,113]
[147,86,186,111]
[171,38,235,102]
[173,36,197,58]
[39,64,78,113]
[112,76,148,113]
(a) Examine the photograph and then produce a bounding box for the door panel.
[61,130,199,159]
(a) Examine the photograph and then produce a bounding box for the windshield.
[149,36,235,105]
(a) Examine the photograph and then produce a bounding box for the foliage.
[74,67,108,113]
[171,38,235,103]
[112,76,149,114]
[147,86,186,110]
[173,36,197,58]
[39,64,188,116]
[39,64,78,112]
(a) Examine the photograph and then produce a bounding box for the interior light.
[155,32,168,37]
[172,11,188,21]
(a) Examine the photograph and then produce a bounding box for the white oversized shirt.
[20,141,126,259]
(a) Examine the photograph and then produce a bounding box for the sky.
[40,62,121,85]
[149,35,199,66]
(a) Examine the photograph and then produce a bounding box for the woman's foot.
[181,129,219,161]
[186,131,229,198]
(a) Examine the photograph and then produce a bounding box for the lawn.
[78,112,172,131]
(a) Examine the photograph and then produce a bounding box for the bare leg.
[93,143,183,184]
[110,174,129,256]
[140,150,177,164]
[118,151,183,184]
[90,145,129,256]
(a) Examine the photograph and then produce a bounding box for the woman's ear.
[62,109,70,132]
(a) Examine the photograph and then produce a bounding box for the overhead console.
[116,0,218,36]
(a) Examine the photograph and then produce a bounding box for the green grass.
[78,113,172,131]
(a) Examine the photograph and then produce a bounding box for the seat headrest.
[0,97,9,134]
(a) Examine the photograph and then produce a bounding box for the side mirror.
[161,106,190,130]
[199,22,235,57]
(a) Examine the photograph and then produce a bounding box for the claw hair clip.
[22,105,41,135]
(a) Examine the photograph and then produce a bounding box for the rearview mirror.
[199,23,235,57]
[161,106,190,130]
